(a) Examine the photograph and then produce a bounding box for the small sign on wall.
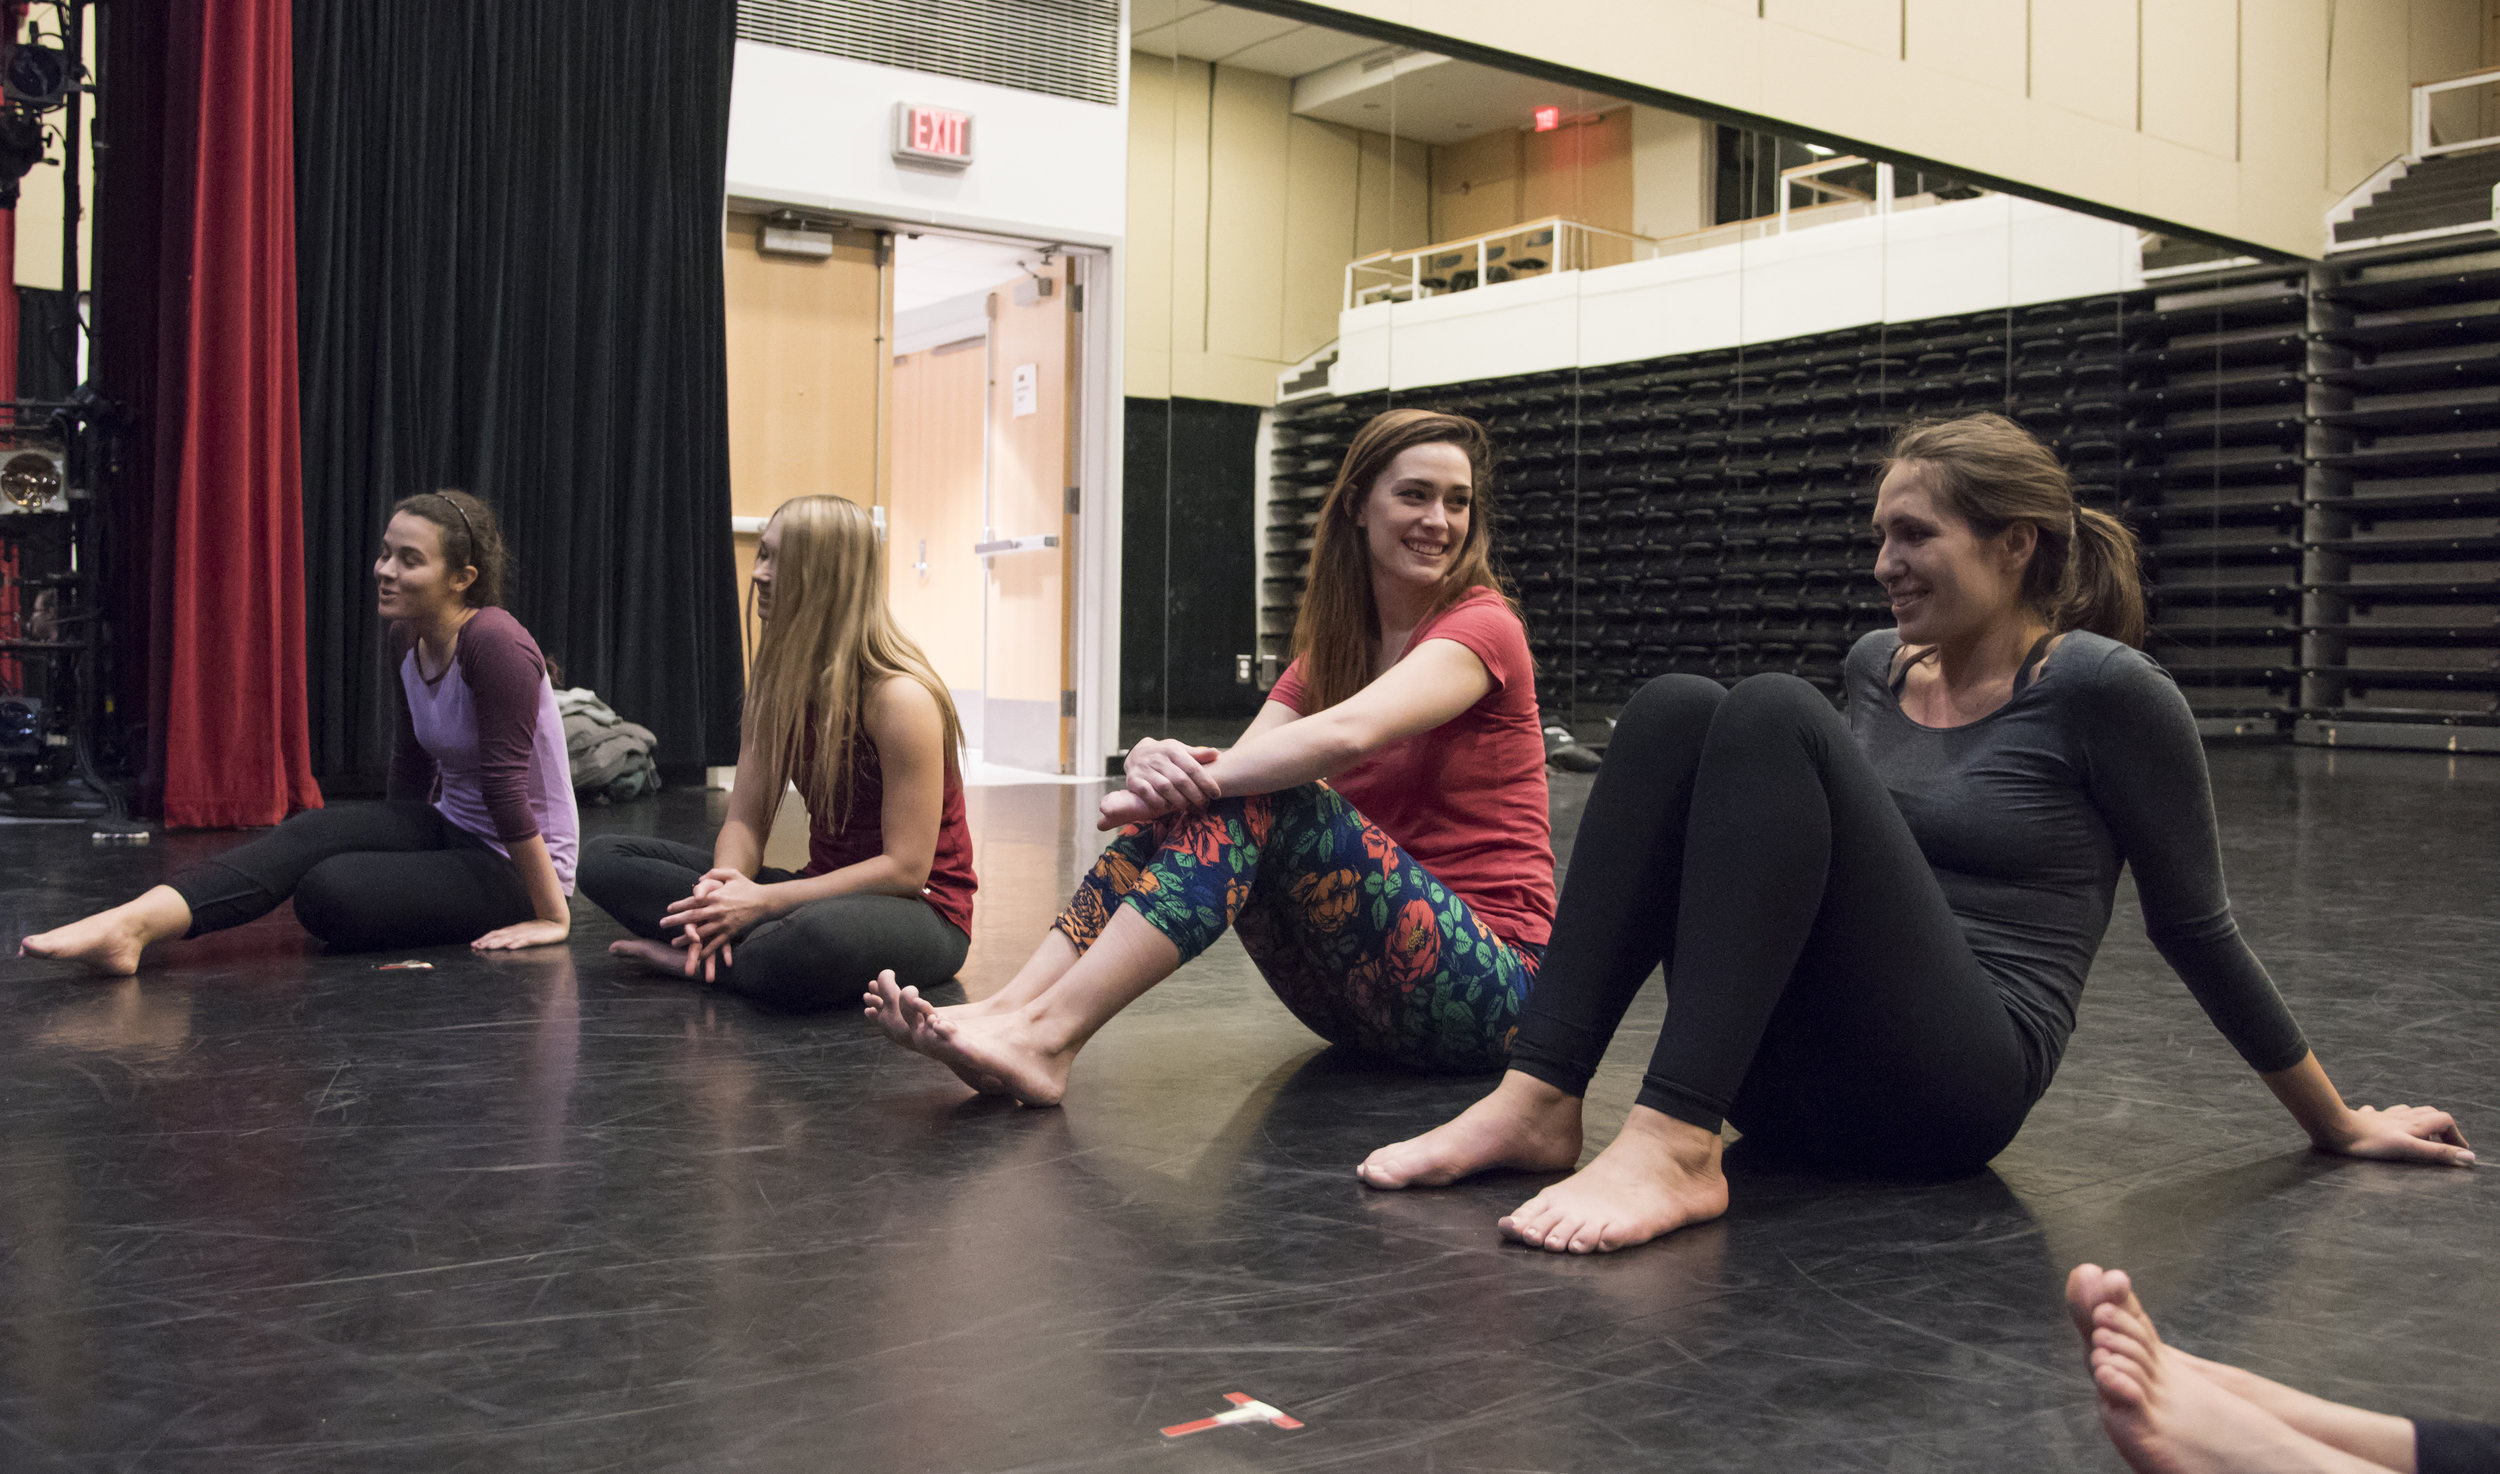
[893,102,974,169]
[1011,363,1038,417]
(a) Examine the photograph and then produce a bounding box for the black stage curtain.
[294,1,744,782]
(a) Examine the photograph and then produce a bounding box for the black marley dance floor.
[4,747,2495,1471]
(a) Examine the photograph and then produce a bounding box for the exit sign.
[893,103,974,168]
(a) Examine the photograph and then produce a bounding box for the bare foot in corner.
[1497,1105,1728,1254]
[21,888,192,977]
[1358,1070,1585,1188]
[2068,1266,2394,1474]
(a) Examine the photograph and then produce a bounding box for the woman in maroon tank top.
[577,496,978,1012]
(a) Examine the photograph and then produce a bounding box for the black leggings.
[166,801,537,952]
[1508,673,2037,1177]
[2420,1421,2500,1474]
[578,835,969,1012]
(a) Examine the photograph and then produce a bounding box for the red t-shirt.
[801,725,978,938]
[1267,586,1555,949]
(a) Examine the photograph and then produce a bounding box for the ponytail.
[1888,414,2148,650]
[2058,506,2146,649]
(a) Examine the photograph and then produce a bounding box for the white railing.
[1345,217,1660,309]
[1344,158,1949,311]
[2413,66,2500,159]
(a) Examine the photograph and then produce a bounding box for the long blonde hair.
[743,495,963,829]
[1289,408,1510,713]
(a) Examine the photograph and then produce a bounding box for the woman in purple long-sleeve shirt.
[21,491,579,971]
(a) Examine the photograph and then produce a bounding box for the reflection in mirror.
[1137,4,2182,777]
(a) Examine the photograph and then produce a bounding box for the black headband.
[430,492,478,563]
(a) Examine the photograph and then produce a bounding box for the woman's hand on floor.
[472,918,570,951]
[1123,738,1220,817]
[2318,1103,2474,1167]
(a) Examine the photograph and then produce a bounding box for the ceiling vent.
[737,0,1121,107]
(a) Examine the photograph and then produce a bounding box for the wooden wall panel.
[2142,0,2242,158]
[1432,129,1524,243]
[1523,108,1636,264]
[721,212,885,668]
[1207,68,1293,365]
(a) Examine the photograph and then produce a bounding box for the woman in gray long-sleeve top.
[1361,413,2474,1254]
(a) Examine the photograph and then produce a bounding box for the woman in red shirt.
[866,408,1554,1104]
[578,495,977,1010]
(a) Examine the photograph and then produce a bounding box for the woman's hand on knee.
[472,917,570,951]
[1124,738,1220,817]
[663,871,778,952]
[1097,787,1167,832]
[2318,1102,2475,1168]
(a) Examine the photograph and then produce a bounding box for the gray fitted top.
[1844,628,2308,1096]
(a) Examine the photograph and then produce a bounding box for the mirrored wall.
[1120,2,2415,757]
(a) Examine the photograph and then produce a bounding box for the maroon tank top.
[800,727,977,937]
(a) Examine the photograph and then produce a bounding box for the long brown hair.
[1885,413,2146,649]
[1288,408,1507,712]
[743,495,963,830]
[390,489,509,608]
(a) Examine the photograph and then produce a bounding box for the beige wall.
[1127,56,1695,408]
[1127,53,1428,407]
[1632,105,1713,241]
[1289,0,2495,257]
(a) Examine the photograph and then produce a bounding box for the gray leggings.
[578,835,968,1012]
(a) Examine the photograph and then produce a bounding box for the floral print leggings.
[1052,782,1541,1072]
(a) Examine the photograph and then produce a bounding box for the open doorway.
[885,231,1084,777]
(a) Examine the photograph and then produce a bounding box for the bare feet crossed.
[2063,1264,2406,1474]
[1357,1070,1585,1188]
[862,969,1070,1106]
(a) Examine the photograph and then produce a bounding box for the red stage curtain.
[153,0,320,827]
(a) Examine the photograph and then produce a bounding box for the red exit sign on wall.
[892,103,974,169]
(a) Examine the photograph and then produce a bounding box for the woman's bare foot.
[2066,1264,2418,1472]
[608,937,694,977]
[2066,1264,2159,1349]
[21,888,192,977]
[1357,1070,1585,1188]
[862,969,942,1046]
[864,970,1062,1104]
[2082,1296,2391,1474]
[1497,1105,1728,1253]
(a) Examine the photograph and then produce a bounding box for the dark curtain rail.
[294,0,745,781]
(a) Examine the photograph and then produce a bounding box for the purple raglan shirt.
[387,608,581,892]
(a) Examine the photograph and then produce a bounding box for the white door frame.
[747,209,1122,778]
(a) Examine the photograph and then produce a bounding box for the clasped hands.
[660,869,782,981]
[1097,737,1222,831]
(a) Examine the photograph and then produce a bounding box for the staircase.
[2333,146,2500,249]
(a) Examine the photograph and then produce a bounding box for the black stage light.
[0,108,44,210]
[4,38,73,111]
[0,697,41,756]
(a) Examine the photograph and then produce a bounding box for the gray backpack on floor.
[556,686,662,804]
